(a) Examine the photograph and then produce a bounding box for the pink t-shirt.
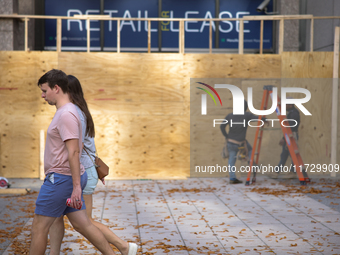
[44,103,85,176]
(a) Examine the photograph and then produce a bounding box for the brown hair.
[38,69,69,93]
[67,75,95,138]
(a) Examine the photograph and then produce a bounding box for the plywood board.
[190,79,283,179]
[0,52,58,178]
[57,52,190,179]
[0,51,338,179]
[184,54,281,79]
[93,114,189,179]
[273,78,334,176]
[281,52,333,78]
[0,188,31,195]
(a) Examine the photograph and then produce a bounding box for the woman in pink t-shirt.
[49,75,138,255]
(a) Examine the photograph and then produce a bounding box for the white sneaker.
[128,243,138,255]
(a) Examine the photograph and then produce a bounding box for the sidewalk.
[1,176,340,254]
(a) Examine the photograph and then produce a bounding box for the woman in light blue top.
[49,75,138,255]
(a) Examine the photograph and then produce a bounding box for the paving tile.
[169,205,198,211]
[213,227,258,239]
[275,214,317,224]
[219,237,266,247]
[142,245,190,255]
[311,245,340,255]
[176,221,211,232]
[140,230,183,239]
[138,223,179,232]
[181,231,217,240]
[304,208,339,216]
[260,234,310,247]
[239,215,281,225]
[171,212,202,219]
[137,209,171,214]
[249,223,296,235]
[221,246,274,255]
[194,204,231,211]
[267,206,302,215]
[107,231,139,241]
[184,239,226,254]
[101,212,137,219]
[269,245,323,255]
[204,216,245,227]
[137,216,174,223]
[143,249,189,255]
[137,203,168,208]
[200,212,234,220]
[286,222,335,238]
[310,214,340,223]
[2,177,340,255]
[322,222,340,232]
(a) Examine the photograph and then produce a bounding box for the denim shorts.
[83,165,98,195]
[35,172,87,217]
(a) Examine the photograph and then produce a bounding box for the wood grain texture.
[190,79,282,178]
[0,52,58,177]
[281,52,334,78]
[184,54,281,79]
[0,188,30,195]
[0,51,338,179]
[56,52,189,179]
[279,79,333,167]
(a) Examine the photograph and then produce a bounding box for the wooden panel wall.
[0,51,337,179]
[0,52,58,178]
[281,52,334,78]
[281,52,339,170]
